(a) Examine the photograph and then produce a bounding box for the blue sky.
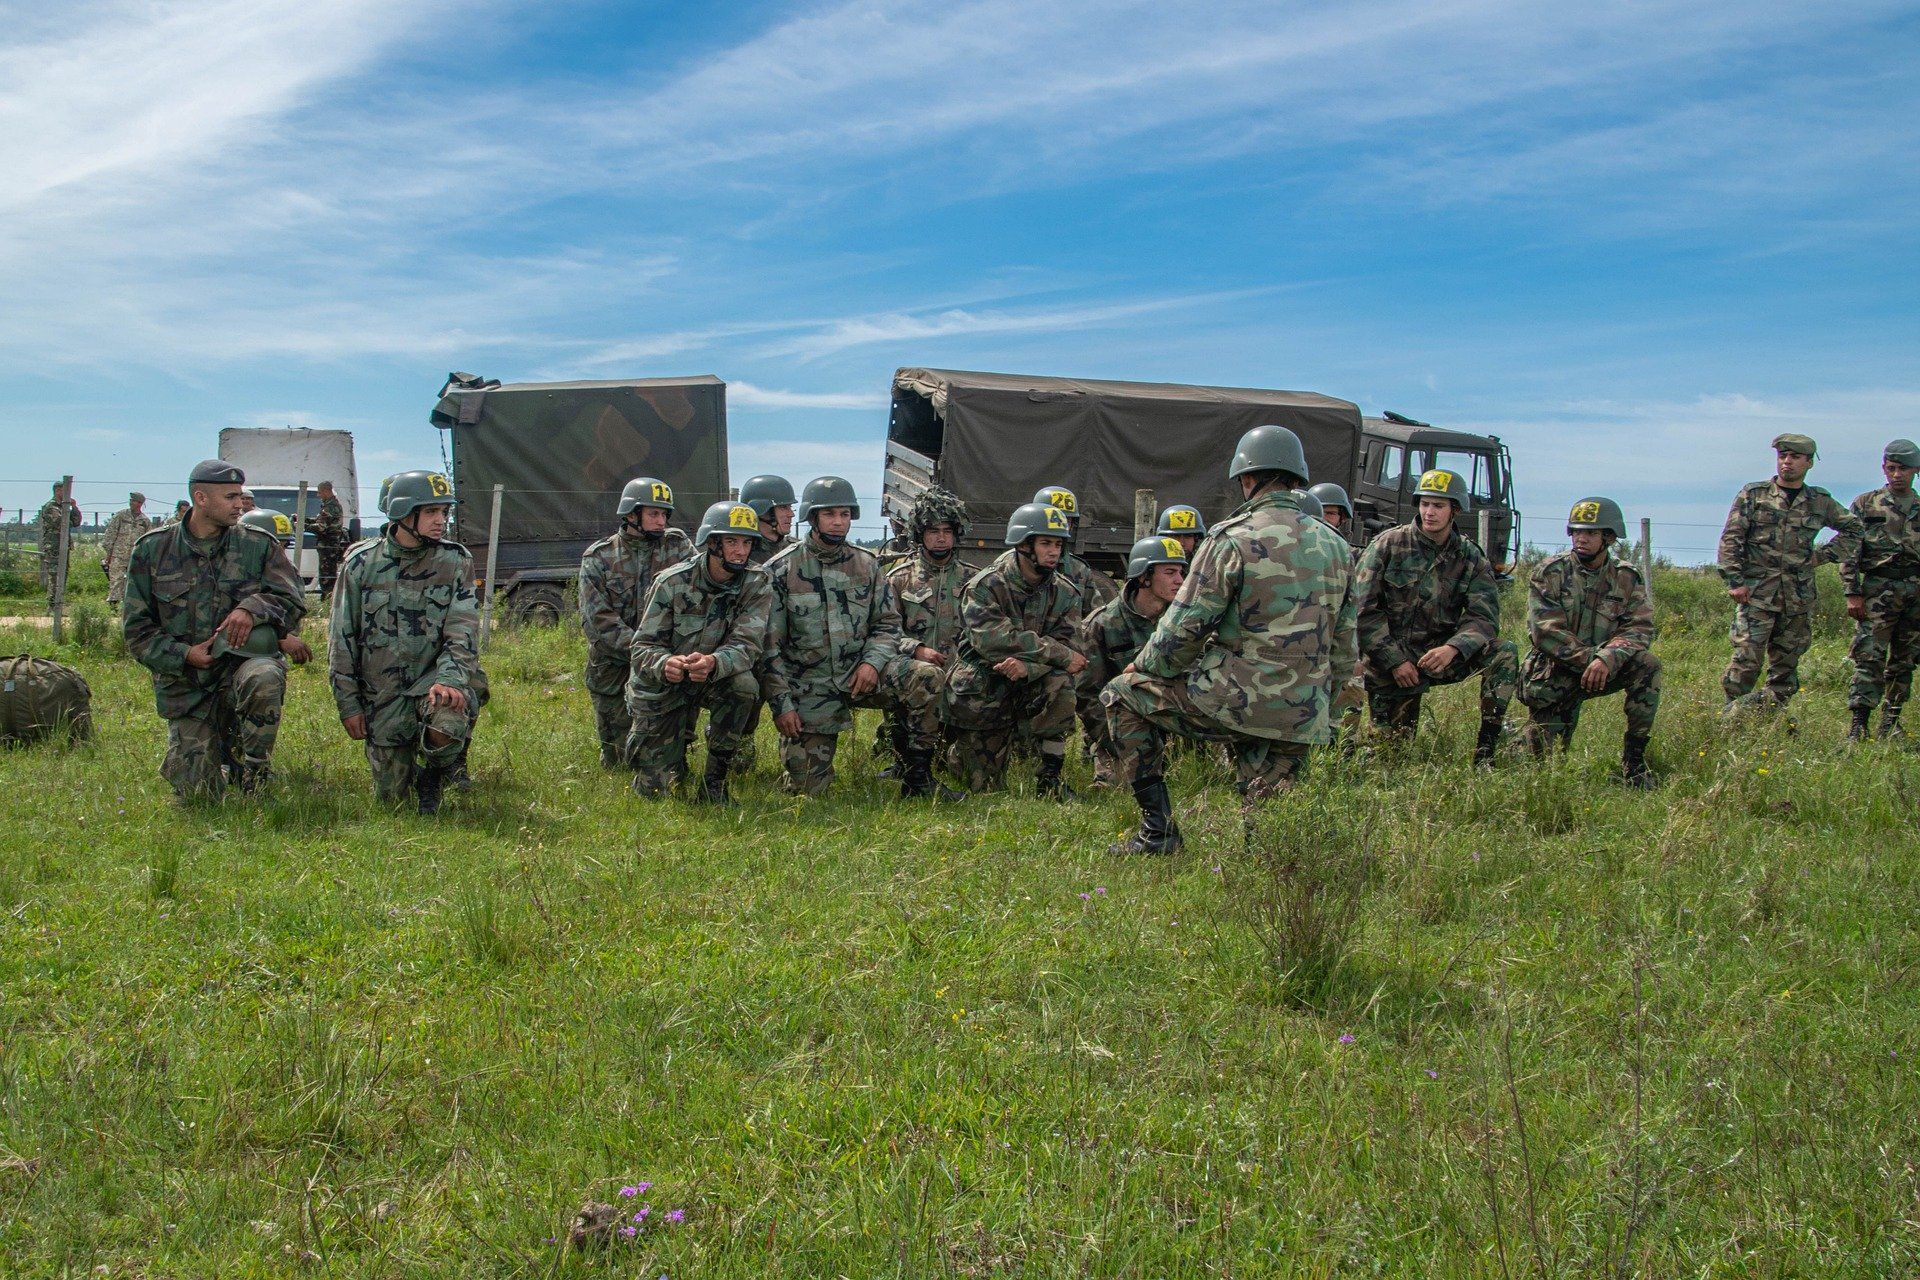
[2,0,1916,558]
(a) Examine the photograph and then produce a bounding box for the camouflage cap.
[1884,439,1920,468]
[189,459,244,485]
[129,491,146,503]
[1771,432,1817,458]
[908,485,969,541]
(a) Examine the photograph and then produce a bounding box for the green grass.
[1,566,1917,1276]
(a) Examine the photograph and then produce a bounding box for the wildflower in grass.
[1338,1033,1355,1044]
[635,1206,652,1222]
[1425,1069,1439,1079]
[1095,887,1107,896]
[1078,892,1090,900]
[1756,767,1770,775]
[620,1182,650,1198]
[621,1225,638,1238]
[666,1209,685,1223]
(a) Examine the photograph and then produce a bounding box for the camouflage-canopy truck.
[431,372,730,623]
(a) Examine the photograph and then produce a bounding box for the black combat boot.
[1473,715,1505,767]
[697,750,734,804]
[1374,695,1420,745]
[1036,753,1078,802]
[1620,732,1653,789]
[1848,708,1871,743]
[1879,707,1904,742]
[414,764,446,816]
[1111,776,1183,855]
[877,721,909,779]
[900,749,965,801]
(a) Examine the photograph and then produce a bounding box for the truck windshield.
[251,488,321,520]
[1424,450,1501,505]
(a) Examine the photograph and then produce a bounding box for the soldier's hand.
[342,714,368,741]
[1066,650,1088,676]
[217,608,255,648]
[1581,657,1610,693]
[184,638,217,671]
[849,662,880,697]
[1391,660,1421,688]
[1846,594,1867,621]
[1416,645,1458,676]
[662,654,690,683]
[775,710,803,738]
[914,645,946,667]
[685,653,718,682]
[279,636,313,665]
[1122,661,1136,675]
[1728,585,1751,604]
[994,656,1028,681]
[427,683,467,712]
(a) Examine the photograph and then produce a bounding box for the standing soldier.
[1102,425,1357,852]
[1354,469,1518,762]
[102,491,152,606]
[1517,498,1660,784]
[329,471,481,814]
[1032,485,1118,614]
[166,499,191,526]
[121,460,306,800]
[1835,439,1920,740]
[1156,505,1208,560]
[763,476,952,798]
[1716,433,1864,715]
[626,501,772,802]
[878,487,973,769]
[238,487,257,514]
[313,480,349,599]
[578,478,692,768]
[740,474,797,566]
[1078,536,1186,787]
[37,480,80,606]
[942,502,1086,797]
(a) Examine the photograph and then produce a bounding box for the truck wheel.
[507,583,568,627]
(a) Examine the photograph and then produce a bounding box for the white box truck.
[216,427,361,590]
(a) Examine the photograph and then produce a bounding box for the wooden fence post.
[1133,489,1157,543]
[51,475,74,642]
[479,483,505,650]
[1639,517,1654,581]
[292,480,309,594]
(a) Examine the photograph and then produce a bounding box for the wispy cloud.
[728,382,883,411]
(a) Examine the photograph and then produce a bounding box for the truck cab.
[1355,413,1518,573]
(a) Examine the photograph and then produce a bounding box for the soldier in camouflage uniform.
[876,486,973,770]
[1077,536,1186,787]
[1832,439,1920,740]
[1033,485,1118,616]
[579,478,693,768]
[1103,425,1357,853]
[731,474,797,773]
[1518,497,1660,784]
[37,481,79,605]
[313,480,349,599]
[764,476,955,798]
[626,502,772,802]
[942,502,1086,796]
[122,460,306,801]
[1354,468,1518,763]
[238,510,319,666]
[165,499,190,526]
[329,471,481,814]
[1311,482,1366,738]
[1716,433,1864,713]
[102,491,152,605]
[1308,483,1355,542]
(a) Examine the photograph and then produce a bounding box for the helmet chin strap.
[815,528,845,546]
[1016,544,1055,578]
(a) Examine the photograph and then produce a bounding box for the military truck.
[217,426,361,590]
[1354,411,1519,573]
[881,369,1518,574]
[431,372,730,623]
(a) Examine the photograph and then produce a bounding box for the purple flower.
[666,1209,685,1224]
[620,1225,638,1238]
[1094,887,1107,895]
[1337,1033,1355,1045]
[1425,1069,1439,1079]
[1078,892,1090,900]
[619,1182,651,1198]
[634,1206,652,1222]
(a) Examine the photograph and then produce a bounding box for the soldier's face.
[813,507,853,540]
[194,483,246,528]
[1775,450,1812,483]
[714,533,754,568]
[1417,497,1455,535]
[1884,460,1915,491]
[130,499,144,515]
[922,523,956,554]
[1321,508,1344,531]
[1570,529,1605,558]
[765,504,793,539]
[1029,536,1065,569]
[1146,563,1185,604]
[1174,533,1199,558]
[413,504,451,541]
[639,507,669,535]
[239,492,255,512]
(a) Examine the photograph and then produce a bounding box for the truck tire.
[507,583,569,627]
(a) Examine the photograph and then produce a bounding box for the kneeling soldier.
[580,477,693,768]
[879,486,973,770]
[764,476,955,798]
[122,460,306,800]
[1078,536,1187,786]
[1518,497,1661,785]
[329,471,481,814]
[1156,504,1208,560]
[626,502,772,802]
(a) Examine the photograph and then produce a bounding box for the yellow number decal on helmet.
[651,482,672,504]
[1570,500,1602,524]
[1416,470,1452,494]
[1167,508,1197,530]
[428,473,453,497]
[1045,507,1069,530]
[728,505,758,529]
[273,513,292,536]
[1160,537,1186,559]
[1047,490,1076,513]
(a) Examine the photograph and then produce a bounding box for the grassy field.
[1,561,1916,1277]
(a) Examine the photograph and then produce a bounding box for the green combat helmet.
[1126,535,1187,580]
[908,486,969,541]
[1033,484,1081,525]
[1155,504,1207,538]
[1566,496,1627,539]
[385,471,457,522]
[1413,468,1471,513]
[1005,501,1073,546]
[1293,488,1324,521]
[798,476,860,523]
[618,477,675,516]
[695,501,764,545]
[376,475,394,516]
[1885,439,1920,468]
[240,510,292,539]
[739,475,796,519]
[1308,482,1353,519]
[1228,424,1309,483]
[209,624,282,661]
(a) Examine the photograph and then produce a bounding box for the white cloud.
[727,382,884,411]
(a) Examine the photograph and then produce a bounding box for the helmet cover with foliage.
[738,474,797,520]
[1155,504,1207,538]
[1307,482,1353,518]
[617,477,675,517]
[1126,535,1188,580]
[1005,502,1074,546]
[695,501,765,547]
[384,471,457,523]
[798,475,861,523]
[908,485,970,541]
[1227,424,1309,483]
[1566,496,1627,539]
[1413,468,1471,514]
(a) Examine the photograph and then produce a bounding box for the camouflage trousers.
[1722,603,1811,707]
[1078,681,1120,785]
[317,540,347,600]
[1518,649,1662,745]
[363,686,482,804]
[1365,639,1518,734]
[1101,672,1309,798]
[779,660,942,796]
[38,540,62,603]
[585,653,633,767]
[106,559,131,606]
[625,671,759,795]
[942,667,1075,791]
[159,657,286,801]
[1848,579,1920,713]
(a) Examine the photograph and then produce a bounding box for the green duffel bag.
[0,654,93,746]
